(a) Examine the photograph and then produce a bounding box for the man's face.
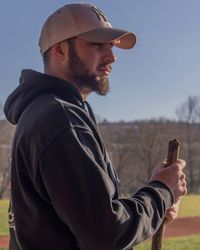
[65,37,116,96]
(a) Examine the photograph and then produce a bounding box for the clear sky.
[1,1,200,121]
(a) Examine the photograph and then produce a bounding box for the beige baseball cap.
[39,3,136,54]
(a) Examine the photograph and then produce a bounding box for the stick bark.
[151,139,180,250]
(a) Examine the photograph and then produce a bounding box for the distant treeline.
[99,119,200,195]
[1,115,200,198]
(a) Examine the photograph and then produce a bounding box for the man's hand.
[165,200,180,224]
[150,159,187,203]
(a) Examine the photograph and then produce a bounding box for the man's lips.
[98,64,112,75]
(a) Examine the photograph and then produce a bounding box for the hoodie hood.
[4,69,84,125]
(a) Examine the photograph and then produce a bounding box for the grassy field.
[0,235,200,250]
[135,194,200,250]
[0,195,200,236]
[0,194,200,250]
[135,235,200,250]
[0,200,9,236]
[178,194,200,217]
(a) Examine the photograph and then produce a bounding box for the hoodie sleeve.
[38,126,173,250]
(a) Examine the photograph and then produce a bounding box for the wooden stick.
[151,139,180,250]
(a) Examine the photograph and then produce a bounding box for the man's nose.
[104,45,117,64]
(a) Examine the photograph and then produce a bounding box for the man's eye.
[91,43,104,47]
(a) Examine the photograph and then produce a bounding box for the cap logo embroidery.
[91,7,108,22]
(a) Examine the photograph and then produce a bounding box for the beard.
[66,39,110,96]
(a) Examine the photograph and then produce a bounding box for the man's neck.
[44,69,91,101]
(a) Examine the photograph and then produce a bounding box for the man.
[4,3,187,250]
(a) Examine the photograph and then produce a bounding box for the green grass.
[179,194,200,217]
[2,236,200,250]
[134,194,200,250]
[0,197,199,250]
[134,235,200,250]
[0,200,9,236]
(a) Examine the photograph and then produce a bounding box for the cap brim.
[78,27,136,49]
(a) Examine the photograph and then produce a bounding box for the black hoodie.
[4,69,173,250]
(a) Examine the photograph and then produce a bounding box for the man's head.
[39,3,136,54]
[39,3,136,98]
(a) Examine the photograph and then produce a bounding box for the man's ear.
[51,41,68,61]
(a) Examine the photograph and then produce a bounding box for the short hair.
[42,48,51,67]
[42,38,76,69]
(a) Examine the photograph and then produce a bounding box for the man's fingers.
[165,202,180,224]
[174,159,186,169]
[156,159,186,170]
[151,158,187,203]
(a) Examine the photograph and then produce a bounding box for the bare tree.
[176,96,200,192]
[132,120,180,184]
[99,113,200,195]
[0,101,4,120]
[0,144,10,198]
[176,96,200,124]
[0,102,15,198]
[99,120,182,195]
[99,122,136,194]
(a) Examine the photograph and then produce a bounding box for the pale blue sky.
[1,1,200,121]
